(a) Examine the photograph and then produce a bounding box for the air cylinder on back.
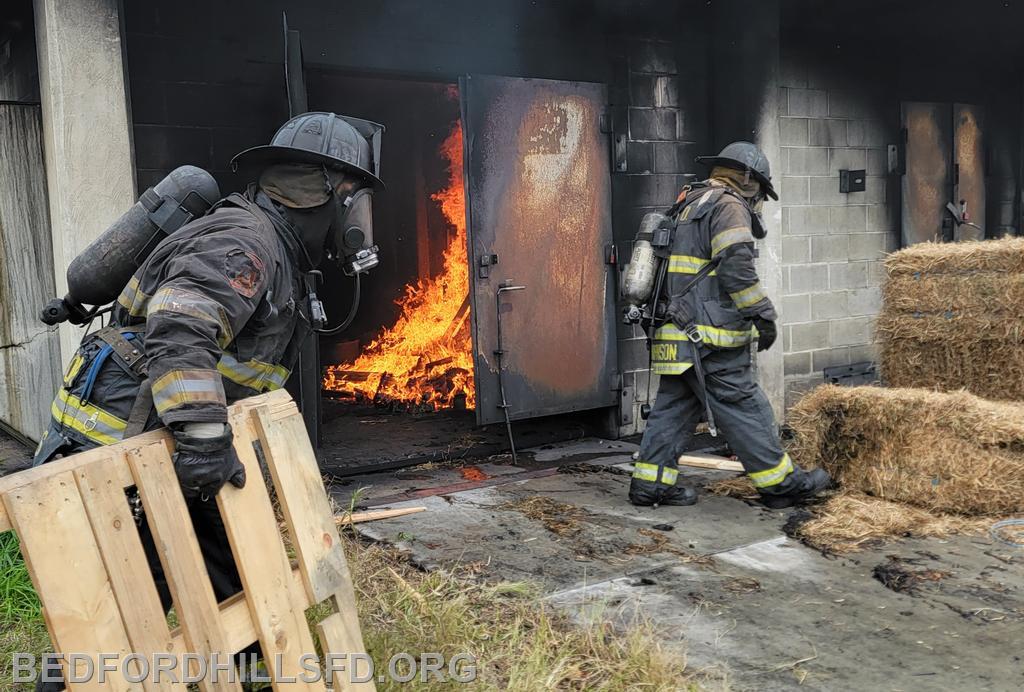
[41,166,220,325]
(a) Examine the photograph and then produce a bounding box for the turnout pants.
[632,347,796,501]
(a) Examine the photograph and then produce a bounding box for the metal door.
[901,101,987,245]
[460,75,618,425]
[901,102,953,246]
[953,104,986,241]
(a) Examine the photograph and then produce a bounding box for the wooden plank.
[73,451,182,692]
[250,405,374,690]
[337,507,426,525]
[0,392,294,532]
[1,471,136,691]
[250,406,353,605]
[317,613,376,692]
[219,407,324,691]
[677,454,745,473]
[127,442,241,692]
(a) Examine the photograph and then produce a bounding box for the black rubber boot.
[759,468,832,509]
[629,478,699,507]
[657,484,698,506]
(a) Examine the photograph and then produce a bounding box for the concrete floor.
[340,438,1024,691]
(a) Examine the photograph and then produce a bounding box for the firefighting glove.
[667,296,696,331]
[171,422,246,500]
[753,316,777,352]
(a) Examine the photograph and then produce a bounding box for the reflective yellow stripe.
[729,282,767,309]
[148,287,234,347]
[117,276,151,317]
[667,255,716,276]
[51,389,127,446]
[749,453,795,489]
[217,354,290,392]
[711,226,754,256]
[632,462,678,486]
[152,368,227,415]
[655,324,755,348]
[63,353,85,386]
[651,361,693,376]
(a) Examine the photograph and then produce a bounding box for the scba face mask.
[330,187,378,276]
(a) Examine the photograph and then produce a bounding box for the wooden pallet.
[0,390,374,691]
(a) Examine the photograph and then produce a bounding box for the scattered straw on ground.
[499,496,588,537]
[878,237,1024,400]
[622,528,716,567]
[347,538,708,691]
[788,494,988,554]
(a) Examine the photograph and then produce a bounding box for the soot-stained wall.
[121,0,715,433]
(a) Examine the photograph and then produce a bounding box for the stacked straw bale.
[877,237,1024,400]
[787,385,1024,517]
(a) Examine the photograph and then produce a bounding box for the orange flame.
[323,121,475,409]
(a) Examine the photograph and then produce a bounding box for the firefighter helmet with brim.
[695,141,777,200]
[231,112,385,190]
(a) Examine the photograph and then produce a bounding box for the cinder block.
[780,118,810,146]
[630,41,677,74]
[781,294,811,324]
[785,352,813,376]
[790,321,831,351]
[784,206,829,235]
[812,347,851,371]
[629,74,657,107]
[828,148,866,176]
[653,142,696,174]
[829,206,867,233]
[829,261,870,289]
[629,108,678,141]
[848,119,888,147]
[627,141,654,174]
[779,55,808,89]
[787,88,829,117]
[811,291,849,320]
[619,337,652,371]
[626,174,689,207]
[848,344,879,364]
[809,119,847,147]
[866,204,897,232]
[134,125,212,170]
[865,176,886,204]
[783,236,810,264]
[831,316,874,346]
[788,264,830,294]
[655,76,679,107]
[781,177,810,204]
[866,259,887,285]
[786,147,829,175]
[848,232,888,260]
[811,234,850,262]
[828,90,870,119]
[810,177,866,206]
[865,148,887,175]
[847,287,882,316]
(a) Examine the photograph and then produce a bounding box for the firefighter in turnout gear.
[33,112,384,626]
[628,141,831,509]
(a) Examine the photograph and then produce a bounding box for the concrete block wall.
[610,38,708,434]
[776,57,899,408]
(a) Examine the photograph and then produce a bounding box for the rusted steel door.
[901,101,987,245]
[460,75,618,425]
[954,104,986,241]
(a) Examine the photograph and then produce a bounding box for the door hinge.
[478,253,498,278]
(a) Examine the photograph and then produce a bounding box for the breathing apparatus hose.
[316,272,361,335]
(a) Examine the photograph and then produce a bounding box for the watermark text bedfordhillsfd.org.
[14,652,478,685]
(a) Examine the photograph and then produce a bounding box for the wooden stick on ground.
[336,506,427,525]
[677,454,745,473]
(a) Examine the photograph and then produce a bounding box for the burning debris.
[323,120,475,410]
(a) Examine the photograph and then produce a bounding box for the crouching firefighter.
[31,112,384,689]
[622,141,831,509]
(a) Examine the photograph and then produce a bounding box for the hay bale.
[788,385,1024,516]
[878,237,1024,400]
